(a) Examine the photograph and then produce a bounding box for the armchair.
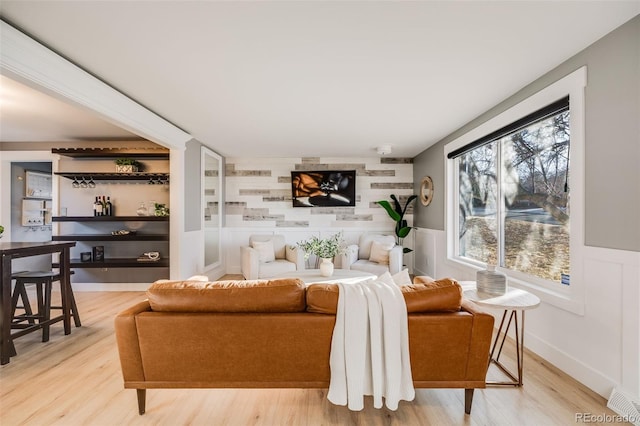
[339,233,403,276]
[241,234,305,280]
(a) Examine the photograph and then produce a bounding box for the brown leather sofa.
[114,276,494,415]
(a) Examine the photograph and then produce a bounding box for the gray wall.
[183,139,202,232]
[414,15,639,252]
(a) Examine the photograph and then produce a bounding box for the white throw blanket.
[327,279,415,411]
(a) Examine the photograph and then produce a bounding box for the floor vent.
[607,388,640,426]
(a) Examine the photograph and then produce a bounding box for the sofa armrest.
[338,245,358,270]
[388,245,404,275]
[285,245,305,271]
[114,300,152,383]
[461,300,495,382]
[241,246,259,280]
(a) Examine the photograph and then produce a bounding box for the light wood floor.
[0,289,625,426]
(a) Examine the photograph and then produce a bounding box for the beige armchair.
[241,234,305,279]
[339,233,403,276]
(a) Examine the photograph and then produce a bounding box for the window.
[452,99,570,283]
[444,67,586,313]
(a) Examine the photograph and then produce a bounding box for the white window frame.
[444,67,587,315]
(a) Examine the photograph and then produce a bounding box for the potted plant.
[376,194,417,254]
[114,158,140,173]
[153,203,170,217]
[297,232,345,276]
[0,225,4,239]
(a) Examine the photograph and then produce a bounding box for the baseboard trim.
[526,331,616,398]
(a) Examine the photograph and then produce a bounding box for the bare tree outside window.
[458,111,570,282]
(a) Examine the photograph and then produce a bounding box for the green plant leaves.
[376,200,401,222]
[397,226,411,238]
[376,195,417,247]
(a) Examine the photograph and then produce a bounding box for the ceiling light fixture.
[376,145,392,155]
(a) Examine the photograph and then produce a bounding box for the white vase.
[319,258,334,277]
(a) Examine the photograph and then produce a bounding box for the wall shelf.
[53,216,169,222]
[52,147,169,159]
[54,172,169,181]
[55,258,169,268]
[52,234,168,241]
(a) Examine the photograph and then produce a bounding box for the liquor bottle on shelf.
[94,196,103,216]
[106,197,113,216]
[101,196,107,216]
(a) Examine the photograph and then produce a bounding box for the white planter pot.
[319,258,334,277]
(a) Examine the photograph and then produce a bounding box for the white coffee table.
[462,282,540,387]
[277,269,376,285]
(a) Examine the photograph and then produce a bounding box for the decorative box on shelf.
[115,165,139,173]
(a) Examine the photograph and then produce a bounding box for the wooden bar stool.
[10,271,37,327]
[10,270,81,342]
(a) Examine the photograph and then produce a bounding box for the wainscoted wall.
[414,226,640,400]
[224,157,415,274]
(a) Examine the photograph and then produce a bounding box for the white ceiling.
[0,74,140,142]
[0,1,638,158]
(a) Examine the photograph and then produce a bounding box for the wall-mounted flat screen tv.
[291,170,356,207]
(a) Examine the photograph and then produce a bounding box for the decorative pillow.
[251,240,276,263]
[369,240,395,264]
[377,271,396,287]
[147,278,306,312]
[392,268,412,286]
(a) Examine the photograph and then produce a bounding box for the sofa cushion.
[402,278,462,313]
[305,284,340,315]
[147,278,306,313]
[306,278,462,314]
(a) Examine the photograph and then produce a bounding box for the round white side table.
[463,283,540,386]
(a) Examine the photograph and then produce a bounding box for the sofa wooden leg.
[464,389,474,414]
[136,389,146,415]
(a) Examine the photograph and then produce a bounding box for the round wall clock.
[420,176,434,206]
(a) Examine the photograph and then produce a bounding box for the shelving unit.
[52,146,171,283]
[52,216,169,269]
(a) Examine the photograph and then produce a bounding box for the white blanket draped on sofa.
[327,279,415,411]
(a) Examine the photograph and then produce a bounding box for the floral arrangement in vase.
[297,231,345,269]
[297,232,346,276]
